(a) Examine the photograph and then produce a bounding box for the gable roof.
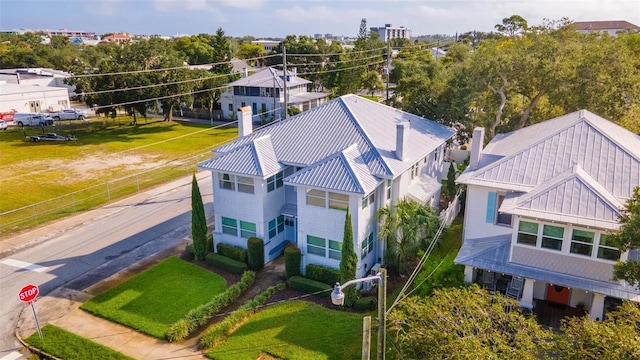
[573,20,640,31]
[458,110,640,201]
[199,134,283,177]
[227,67,310,88]
[200,94,455,190]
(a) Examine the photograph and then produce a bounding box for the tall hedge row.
[247,237,264,270]
[216,243,248,263]
[306,264,340,285]
[284,245,301,278]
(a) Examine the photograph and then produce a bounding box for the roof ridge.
[579,111,640,162]
[251,134,273,176]
[339,144,366,194]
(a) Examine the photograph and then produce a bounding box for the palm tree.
[377,198,440,275]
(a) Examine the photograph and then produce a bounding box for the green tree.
[555,301,640,358]
[361,70,384,96]
[388,285,553,359]
[210,28,233,74]
[495,15,529,36]
[445,162,456,198]
[610,187,640,286]
[191,174,208,261]
[377,199,440,275]
[340,210,358,306]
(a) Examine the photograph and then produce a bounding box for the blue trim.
[486,192,496,223]
[269,240,289,256]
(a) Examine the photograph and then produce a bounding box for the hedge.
[247,237,264,271]
[185,243,194,258]
[284,245,301,278]
[289,276,332,294]
[206,253,248,275]
[305,264,340,286]
[166,271,255,342]
[199,283,285,349]
[353,296,377,311]
[216,243,248,263]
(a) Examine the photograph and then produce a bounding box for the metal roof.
[198,135,283,177]
[227,67,310,89]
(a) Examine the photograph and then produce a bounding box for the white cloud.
[153,0,264,12]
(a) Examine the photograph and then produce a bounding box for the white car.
[50,109,89,121]
[0,120,7,130]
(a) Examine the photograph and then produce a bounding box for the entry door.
[285,217,296,242]
[546,284,570,305]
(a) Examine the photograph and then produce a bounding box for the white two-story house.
[199,94,455,277]
[218,67,328,122]
[455,110,640,321]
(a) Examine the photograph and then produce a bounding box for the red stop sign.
[18,284,39,303]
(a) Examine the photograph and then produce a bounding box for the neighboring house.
[0,83,70,116]
[101,33,131,43]
[455,110,640,321]
[251,40,280,52]
[199,94,455,278]
[573,20,640,35]
[218,67,328,122]
[188,58,256,74]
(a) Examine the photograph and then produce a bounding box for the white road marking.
[0,351,23,360]
[0,259,48,273]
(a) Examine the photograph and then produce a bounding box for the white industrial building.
[0,83,70,114]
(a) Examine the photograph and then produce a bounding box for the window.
[386,180,392,200]
[495,195,512,226]
[219,173,235,191]
[267,171,284,192]
[328,192,349,211]
[307,235,325,256]
[306,189,325,207]
[252,103,257,115]
[268,215,285,239]
[261,103,267,114]
[361,193,375,209]
[240,221,256,238]
[329,240,342,260]
[542,225,564,251]
[570,229,594,256]
[410,163,419,179]
[362,232,374,259]
[517,221,538,246]
[228,104,233,112]
[237,176,254,194]
[597,234,620,261]
[222,217,237,236]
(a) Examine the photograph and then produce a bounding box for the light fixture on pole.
[331,268,387,360]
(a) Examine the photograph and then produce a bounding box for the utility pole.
[282,44,287,119]
[385,41,391,103]
[377,267,387,360]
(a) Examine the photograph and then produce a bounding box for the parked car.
[13,113,54,127]
[50,109,88,121]
[0,120,7,131]
[27,133,76,142]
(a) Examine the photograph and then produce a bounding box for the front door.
[285,216,296,243]
[546,284,570,305]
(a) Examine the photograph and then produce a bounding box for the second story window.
[219,173,235,191]
[597,234,620,261]
[219,173,253,194]
[542,225,564,251]
[570,229,594,256]
[517,221,538,246]
[267,171,284,192]
[306,189,349,211]
[410,163,419,179]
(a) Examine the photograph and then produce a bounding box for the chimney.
[470,127,485,169]
[395,122,409,161]
[242,68,248,78]
[238,106,252,137]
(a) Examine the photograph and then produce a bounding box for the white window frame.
[221,217,238,236]
[240,220,257,239]
[570,228,595,257]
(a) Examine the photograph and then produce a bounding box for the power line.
[286,45,387,57]
[91,84,229,110]
[281,53,385,68]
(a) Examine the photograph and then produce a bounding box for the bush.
[207,233,214,252]
[354,296,377,311]
[247,237,264,271]
[216,243,248,263]
[289,276,332,294]
[306,264,340,286]
[185,243,194,258]
[166,271,255,342]
[284,245,301,278]
[206,253,248,275]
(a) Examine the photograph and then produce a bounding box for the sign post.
[18,284,42,339]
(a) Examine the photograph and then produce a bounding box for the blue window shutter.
[486,192,497,223]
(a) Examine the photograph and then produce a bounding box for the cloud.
[153,0,264,12]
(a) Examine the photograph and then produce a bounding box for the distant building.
[370,24,411,42]
[251,40,281,52]
[0,83,70,114]
[45,28,96,39]
[573,20,640,35]
[101,33,131,43]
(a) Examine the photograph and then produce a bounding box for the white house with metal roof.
[199,94,455,278]
[218,67,328,122]
[455,109,640,321]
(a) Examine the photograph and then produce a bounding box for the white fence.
[439,192,461,227]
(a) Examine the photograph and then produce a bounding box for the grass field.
[206,301,365,360]
[25,325,134,360]
[80,256,227,339]
[0,117,237,236]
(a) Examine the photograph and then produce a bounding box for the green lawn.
[24,324,134,360]
[81,256,227,338]
[206,301,365,360]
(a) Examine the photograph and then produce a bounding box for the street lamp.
[331,268,387,360]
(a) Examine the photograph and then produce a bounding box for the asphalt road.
[0,172,213,358]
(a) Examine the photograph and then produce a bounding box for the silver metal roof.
[198,135,283,177]
[227,67,310,88]
[456,235,640,301]
[406,175,441,203]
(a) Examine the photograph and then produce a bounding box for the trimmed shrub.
[207,233,214,252]
[247,237,264,271]
[206,253,248,275]
[216,243,248,263]
[284,245,301,278]
[185,243,195,258]
[166,271,255,342]
[289,276,332,294]
[306,264,340,286]
[354,296,377,311]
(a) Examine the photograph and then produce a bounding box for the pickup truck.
[50,109,88,121]
[27,133,76,142]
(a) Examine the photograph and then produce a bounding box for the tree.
[609,187,640,286]
[210,28,233,74]
[340,210,358,306]
[445,162,456,198]
[361,70,384,96]
[377,199,440,275]
[555,301,640,358]
[387,285,553,359]
[191,174,208,261]
[495,15,529,36]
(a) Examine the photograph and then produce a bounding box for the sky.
[1,0,638,38]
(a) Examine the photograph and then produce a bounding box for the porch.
[532,299,587,328]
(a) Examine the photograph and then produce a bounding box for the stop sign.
[18,284,39,303]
